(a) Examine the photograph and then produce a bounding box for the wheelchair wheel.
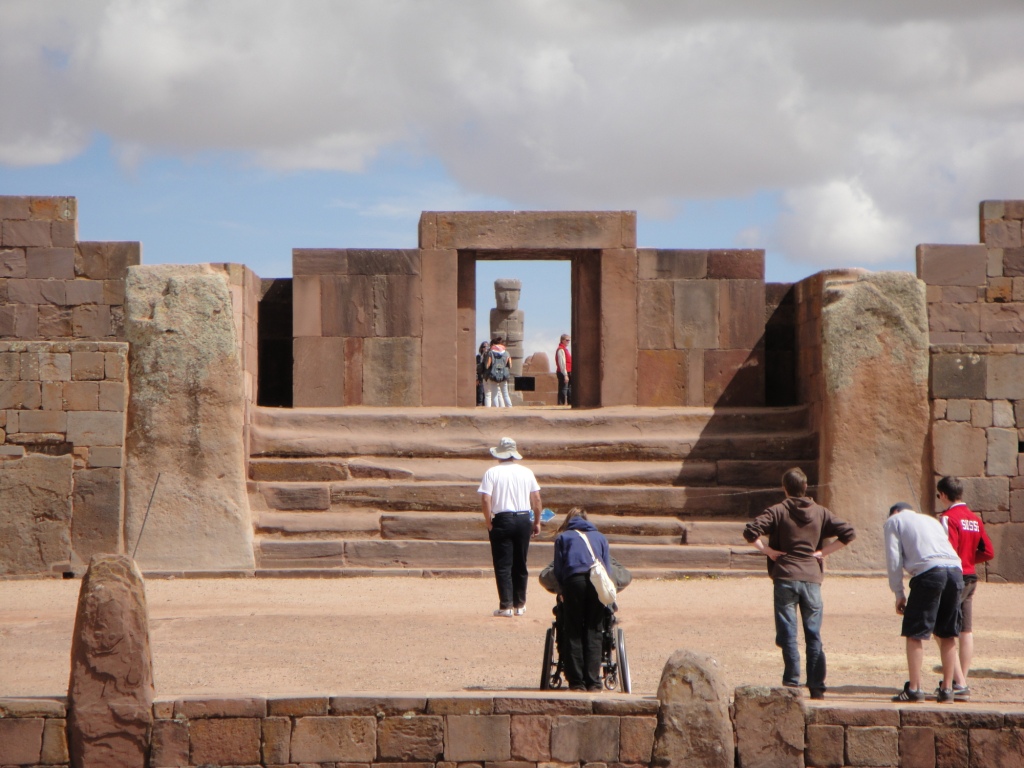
[616,628,632,693]
[540,626,559,690]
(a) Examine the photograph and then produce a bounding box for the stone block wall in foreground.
[920,200,1024,583]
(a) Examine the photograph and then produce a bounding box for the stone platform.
[247,405,819,575]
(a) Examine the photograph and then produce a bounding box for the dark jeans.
[488,513,532,609]
[774,579,826,691]
[557,372,571,406]
[561,572,604,689]
[476,378,485,406]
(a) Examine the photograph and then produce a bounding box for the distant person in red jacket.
[936,476,995,700]
[555,334,572,406]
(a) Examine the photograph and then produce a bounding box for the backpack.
[488,349,510,382]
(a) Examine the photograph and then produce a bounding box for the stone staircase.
[247,405,819,577]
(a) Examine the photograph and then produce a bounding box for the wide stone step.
[253,480,782,518]
[250,405,816,461]
[255,538,765,572]
[249,456,818,488]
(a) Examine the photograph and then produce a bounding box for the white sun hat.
[489,436,523,460]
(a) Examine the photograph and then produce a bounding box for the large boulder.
[0,453,73,575]
[818,272,930,570]
[651,650,733,768]
[67,555,153,768]
[123,265,254,570]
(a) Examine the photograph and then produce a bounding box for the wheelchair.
[539,599,631,693]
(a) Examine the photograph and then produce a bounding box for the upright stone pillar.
[67,555,153,768]
[490,278,525,376]
[651,650,733,768]
[818,272,930,570]
[123,265,255,571]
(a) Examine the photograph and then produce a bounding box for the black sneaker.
[809,689,825,700]
[936,686,954,702]
[892,682,925,702]
[952,682,971,700]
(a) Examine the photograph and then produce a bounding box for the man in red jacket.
[555,334,572,406]
[936,476,995,700]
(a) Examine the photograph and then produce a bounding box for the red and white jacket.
[939,502,995,577]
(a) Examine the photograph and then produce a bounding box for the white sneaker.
[514,607,525,616]
[493,608,513,617]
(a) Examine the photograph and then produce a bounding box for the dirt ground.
[1,575,1022,706]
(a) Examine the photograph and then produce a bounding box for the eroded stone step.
[253,480,782,518]
[249,456,818,488]
[255,538,765,571]
[251,405,816,461]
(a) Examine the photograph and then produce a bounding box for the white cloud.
[2,0,1024,268]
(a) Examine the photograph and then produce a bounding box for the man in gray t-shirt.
[884,502,964,702]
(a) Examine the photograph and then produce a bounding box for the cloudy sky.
[2,1,1023,356]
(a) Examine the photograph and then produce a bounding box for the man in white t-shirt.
[478,437,543,617]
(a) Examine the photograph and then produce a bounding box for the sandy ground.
[1,575,1022,706]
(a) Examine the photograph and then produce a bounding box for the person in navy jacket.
[553,508,611,691]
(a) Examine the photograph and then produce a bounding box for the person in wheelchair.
[550,508,613,691]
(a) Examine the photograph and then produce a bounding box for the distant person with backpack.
[476,341,490,406]
[484,335,513,407]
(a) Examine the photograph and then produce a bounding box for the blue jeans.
[774,580,826,691]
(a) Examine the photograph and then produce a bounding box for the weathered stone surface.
[293,336,346,406]
[600,249,638,406]
[651,650,733,768]
[71,466,123,563]
[550,715,620,763]
[932,421,987,477]
[845,726,898,767]
[637,279,674,349]
[987,523,1024,582]
[638,249,707,280]
[68,555,154,768]
[719,279,766,349]
[969,728,1024,768]
[378,715,444,760]
[707,250,764,280]
[150,719,189,768]
[321,274,374,336]
[987,427,1018,476]
[619,716,657,764]
[374,274,423,337]
[960,476,1009,513]
[931,353,986,399]
[427,211,635,250]
[0,718,44,765]
[290,715,377,762]
[987,354,1024,399]
[819,273,931,570]
[75,242,141,280]
[445,715,512,762]
[41,716,70,764]
[189,717,261,766]
[732,686,804,768]
[293,248,347,276]
[123,265,254,571]
[292,275,322,336]
[805,724,843,768]
[420,249,459,406]
[704,348,764,406]
[0,453,73,575]
[511,715,551,761]
[362,337,421,406]
[637,349,687,406]
[899,726,936,768]
[261,715,291,764]
[674,280,719,349]
[916,244,988,286]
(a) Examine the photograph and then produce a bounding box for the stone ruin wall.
[0,196,137,576]
[920,200,1024,582]
[2,690,1022,768]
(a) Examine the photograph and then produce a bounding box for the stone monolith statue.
[489,278,525,376]
[67,554,154,768]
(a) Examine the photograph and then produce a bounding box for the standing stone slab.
[0,453,73,575]
[68,555,153,768]
[733,686,805,768]
[651,650,733,768]
[818,273,930,570]
[124,265,254,570]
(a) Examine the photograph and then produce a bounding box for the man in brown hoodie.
[743,468,857,699]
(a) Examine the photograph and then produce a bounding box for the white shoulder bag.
[575,530,617,606]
